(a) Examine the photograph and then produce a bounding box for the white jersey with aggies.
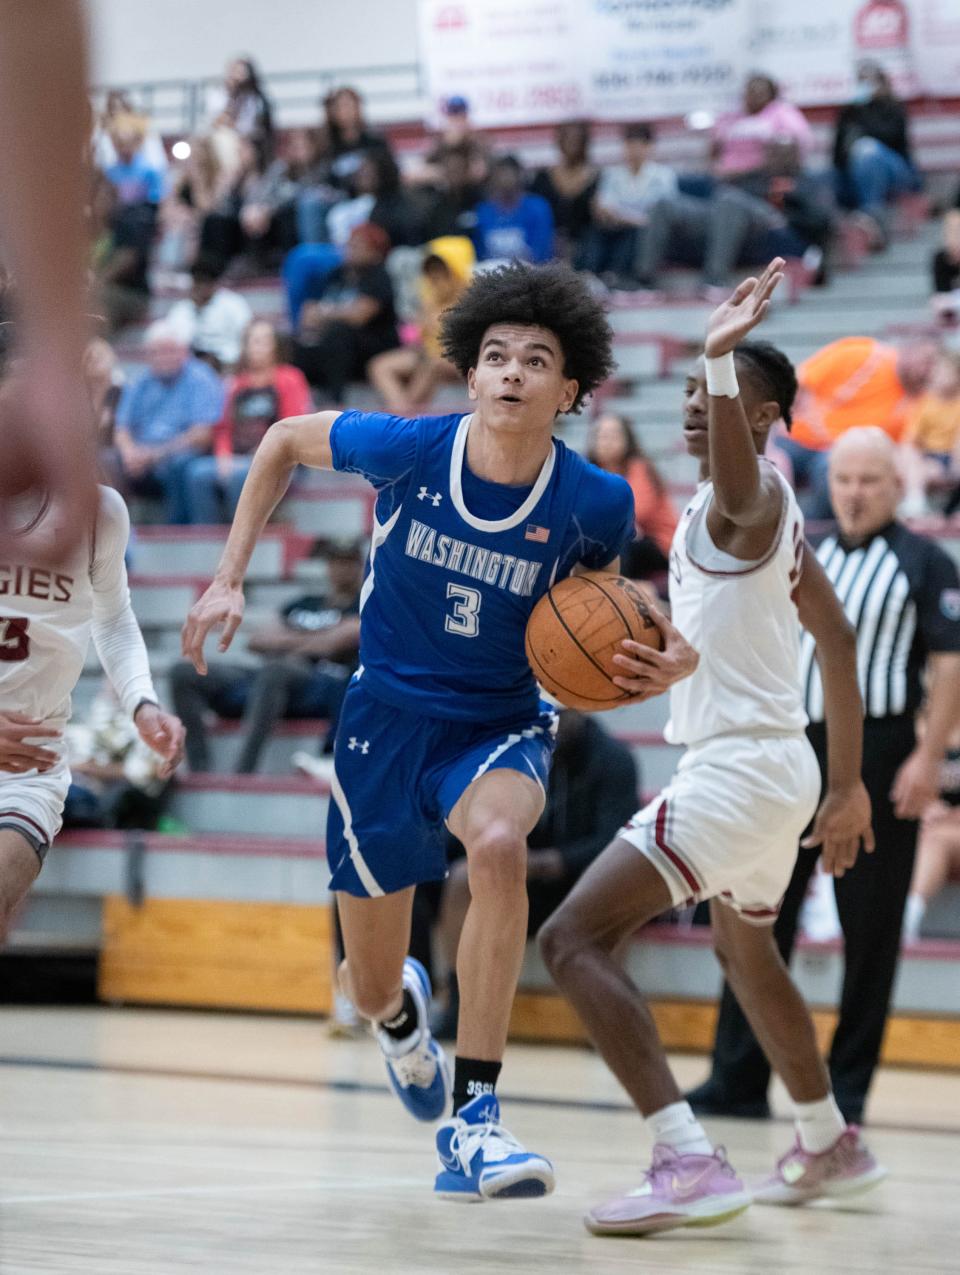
[0,486,156,737]
[0,486,158,852]
[666,464,807,747]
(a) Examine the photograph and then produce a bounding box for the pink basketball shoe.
[754,1127,887,1205]
[585,1144,752,1236]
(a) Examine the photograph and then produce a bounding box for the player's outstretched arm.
[795,542,874,876]
[703,259,785,527]
[182,411,340,673]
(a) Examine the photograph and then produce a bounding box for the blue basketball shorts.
[326,680,558,897]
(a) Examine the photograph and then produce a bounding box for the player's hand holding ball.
[133,703,186,779]
[802,781,875,878]
[525,572,697,710]
[610,604,698,700]
[0,711,59,773]
[182,579,246,675]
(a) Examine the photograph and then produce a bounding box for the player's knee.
[466,823,526,899]
[347,970,402,1023]
[538,906,586,981]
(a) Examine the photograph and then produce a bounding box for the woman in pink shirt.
[713,74,813,183]
[184,318,311,522]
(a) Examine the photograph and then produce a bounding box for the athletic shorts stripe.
[329,766,385,898]
[654,800,702,895]
[0,809,48,844]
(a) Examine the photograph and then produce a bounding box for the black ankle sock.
[453,1056,502,1114]
[379,987,419,1043]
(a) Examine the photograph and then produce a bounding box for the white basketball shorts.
[620,732,821,924]
[0,761,70,862]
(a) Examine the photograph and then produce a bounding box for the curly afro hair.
[439,261,615,414]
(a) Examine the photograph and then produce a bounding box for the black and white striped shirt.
[801,522,960,722]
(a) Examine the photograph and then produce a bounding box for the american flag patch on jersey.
[525,524,550,543]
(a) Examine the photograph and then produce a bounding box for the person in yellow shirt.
[901,351,960,515]
[368,236,474,415]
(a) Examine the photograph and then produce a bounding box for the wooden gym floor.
[0,1007,955,1274]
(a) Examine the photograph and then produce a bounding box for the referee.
[688,427,960,1124]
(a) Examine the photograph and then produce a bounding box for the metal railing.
[93,62,426,138]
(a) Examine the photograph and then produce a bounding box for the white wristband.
[705,351,739,399]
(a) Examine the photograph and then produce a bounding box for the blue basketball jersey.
[330,410,634,724]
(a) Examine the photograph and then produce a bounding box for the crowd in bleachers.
[24,49,958,956]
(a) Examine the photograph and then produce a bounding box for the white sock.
[793,1093,847,1154]
[646,1101,714,1157]
[903,893,927,945]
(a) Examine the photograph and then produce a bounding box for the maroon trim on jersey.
[720,889,781,919]
[0,809,49,845]
[654,799,702,895]
[684,464,792,580]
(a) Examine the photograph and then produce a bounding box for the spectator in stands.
[170,538,363,773]
[327,148,425,250]
[112,320,225,523]
[321,85,392,192]
[368,236,474,415]
[199,134,307,273]
[165,253,253,371]
[292,221,399,399]
[713,73,813,188]
[62,680,172,831]
[93,90,168,180]
[531,120,599,270]
[834,60,919,250]
[586,412,678,578]
[776,336,909,519]
[100,111,165,209]
[688,428,960,1125]
[582,122,676,288]
[931,210,960,322]
[424,710,639,1038]
[425,96,490,186]
[84,336,124,452]
[636,135,831,296]
[901,350,960,516]
[418,143,484,242]
[209,56,274,155]
[90,172,155,333]
[903,726,960,944]
[159,133,241,275]
[472,155,554,264]
[184,318,311,523]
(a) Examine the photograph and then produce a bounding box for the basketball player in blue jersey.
[183,261,699,1200]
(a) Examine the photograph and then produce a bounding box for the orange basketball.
[525,572,663,711]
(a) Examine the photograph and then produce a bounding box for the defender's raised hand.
[704,258,785,359]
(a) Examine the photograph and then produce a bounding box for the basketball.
[525,572,663,711]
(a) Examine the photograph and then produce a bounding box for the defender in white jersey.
[0,485,184,944]
[541,261,884,1236]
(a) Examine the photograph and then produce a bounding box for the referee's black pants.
[701,717,918,1122]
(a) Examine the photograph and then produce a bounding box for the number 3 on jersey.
[445,583,481,637]
[0,617,30,661]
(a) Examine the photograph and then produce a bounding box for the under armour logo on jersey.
[347,737,370,754]
[417,486,443,507]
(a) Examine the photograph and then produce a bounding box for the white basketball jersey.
[665,467,808,747]
[0,487,125,738]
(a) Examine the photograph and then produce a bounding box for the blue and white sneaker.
[376,958,451,1122]
[435,1093,555,1201]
